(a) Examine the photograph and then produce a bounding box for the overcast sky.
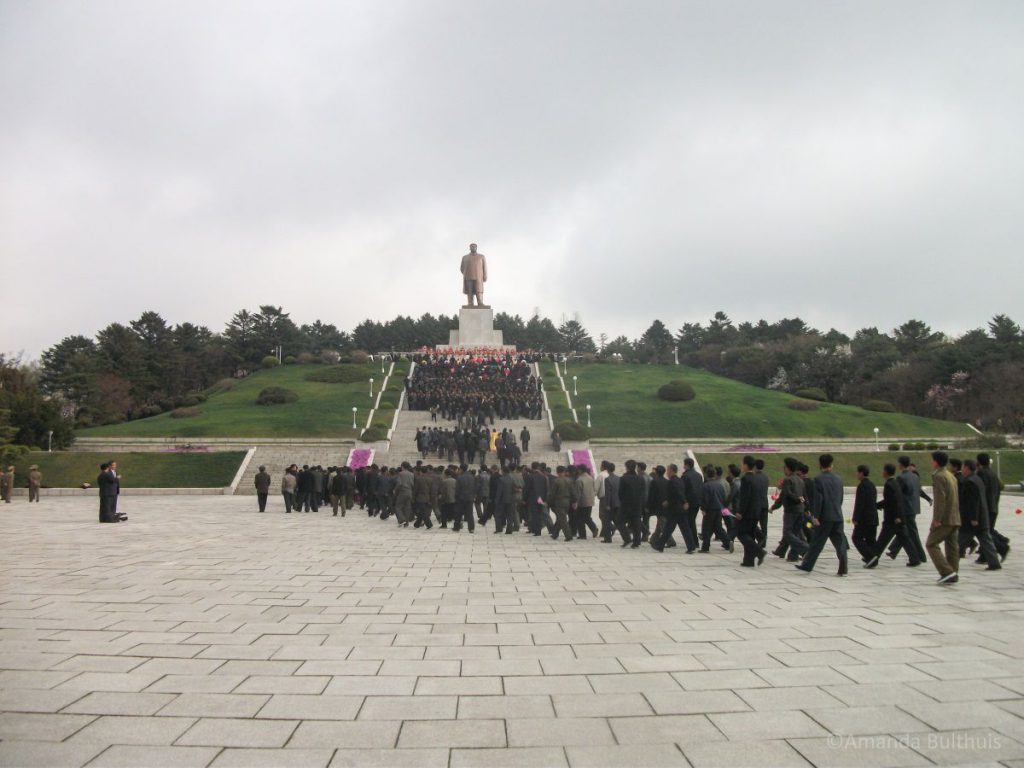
[2,0,1022,358]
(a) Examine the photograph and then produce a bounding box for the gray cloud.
[2,0,1022,357]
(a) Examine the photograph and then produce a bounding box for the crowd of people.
[0,465,43,503]
[254,449,1010,585]
[405,351,544,423]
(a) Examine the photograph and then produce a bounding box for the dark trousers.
[756,509,769,548]
[453,500,475,531]
[257,492,268,513]
[550,504,572,540]
[495,503,515,532]
[599,500,615,540]
[851,523,877,561]
[802,520,848,571]
[617,510,642,544]
[889,514,927,563]
[574,506,597,539]
[735,518,762,566]
[872,520,920,563]
[99,496,116,523]
[414,501,432,527]
[282,492,294,514]
[775,511,809,559]
[656,511,686,549]
[700,509,725,551]
[960,525,1001,568]
[680,509,699,551]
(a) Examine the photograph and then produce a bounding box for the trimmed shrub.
[863,399,896,413]
[261,355,280,369]
[296,352,316,365]
[350,350,369,364]
[359,426,388,442]
[256,387,299,406]
[926,442,939,451]
[888,443,901,451]
[555,421,591,441]
[794,387,828,402]
[657,380,696,402]
[320,350,340,364]
[176,394,203,408]
[283,355,297,365]
[138,404,163,419]
[305,365,367,384]
[787,399,819,412]
[170,407,201,419]
[376,401,395,411]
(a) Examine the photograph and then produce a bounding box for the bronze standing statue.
[460,243,488,308]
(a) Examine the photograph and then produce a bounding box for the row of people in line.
[253,451,1008,585]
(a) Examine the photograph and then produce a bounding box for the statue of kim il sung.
[460,243,488,309]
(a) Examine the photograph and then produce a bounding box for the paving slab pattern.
[1,495,1022,767]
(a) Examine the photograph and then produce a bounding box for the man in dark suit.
[680,458,704,553]
[894,457,928,563]
[865,463,920,568]
[734,456,766,567]
[617,459,645,548]
[960,459,1001,570]
[796,454,848,575]
[770,458,808,562]
[753,459,771,548]
[453,464,476,532]
[652,464,684,552]
[520,427,530,453]
[976,453,1009,562]
[97,462,119,523]
[699,464,727,553]
[851,465,878,562]
[254,465,271,513]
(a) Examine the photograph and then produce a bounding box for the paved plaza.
[1,494,1023,768]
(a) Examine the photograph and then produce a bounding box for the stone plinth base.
[448,307,507,349]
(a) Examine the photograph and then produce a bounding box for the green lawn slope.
[12,451,246,488]
[544,362,974,440]
[78,362,407,439]
[693,451,1024,488]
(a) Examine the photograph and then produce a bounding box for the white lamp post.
[369,377,374,398]
[381,357,385,374]
[352,407,358,429]
[873,427,880,452]
[563,356,568,375]
[586,404,592,428]
[572,375,578,396]
[47,430,53,452]
[673,347,679,365]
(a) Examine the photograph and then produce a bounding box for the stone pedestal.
[448,307,506,349]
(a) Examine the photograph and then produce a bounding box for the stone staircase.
[386,408,563,468]
[234,442,353,495]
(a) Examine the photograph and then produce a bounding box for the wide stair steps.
[386,408,563,468]
[235,443,353,495]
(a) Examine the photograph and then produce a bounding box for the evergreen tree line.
[24,306,1024,437]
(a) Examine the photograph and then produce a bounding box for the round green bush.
[926,442,939,451]
[283,355,297,365]
[256,387,299,406]
[359,426,388,442]
[170,406,202,419]
[137,404,163,419]
[794,387,828,402]
[296,352,316,365]
[863,399,896,413]
[888,443,901,451]
[787,399,819,411]
[305,365,368,384]
[657,380,696,402]
[261,355,280,369]
[555,421,591,441]
[350,350,370,365]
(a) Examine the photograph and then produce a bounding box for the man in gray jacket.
[796,454,848,575]
[454,464,477,533]
[394,463,415,527]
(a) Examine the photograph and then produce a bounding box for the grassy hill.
[545,362,974,440]
[12,451,246,488]
[78,362,407,439]
[693,451,1024,488]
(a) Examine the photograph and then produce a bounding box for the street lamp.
[381,357,385,374]
[352,407,358,429]
[47,430,53,452]
[572,375,578,396]
[673,347,679,365]
[369,377,374,398]
[586,403,592,428]
[873,427,880,452]
[563,356,568,375]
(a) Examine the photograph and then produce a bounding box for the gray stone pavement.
[1,495,1023,768]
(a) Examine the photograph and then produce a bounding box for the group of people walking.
[413,425,531,469]
[256,450,1010,585]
